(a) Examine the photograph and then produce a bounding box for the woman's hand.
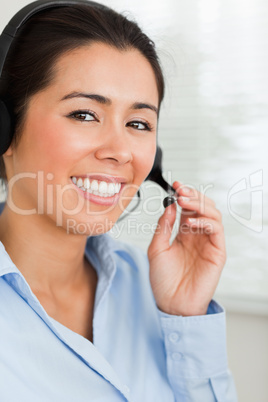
[147,181,226,317]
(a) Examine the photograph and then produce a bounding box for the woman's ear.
[3,144,13,157]
[2,145,14,182]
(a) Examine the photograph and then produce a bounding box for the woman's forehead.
[50,43,159,101]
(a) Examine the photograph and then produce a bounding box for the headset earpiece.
[0,99,12,155]
[0,0,104,157]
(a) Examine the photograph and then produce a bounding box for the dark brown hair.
[0,2,165,180]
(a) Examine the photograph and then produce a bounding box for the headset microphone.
[145,146,177,208]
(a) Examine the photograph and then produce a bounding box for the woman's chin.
[61,213,118,236]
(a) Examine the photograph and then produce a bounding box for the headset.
[0,0,176,209]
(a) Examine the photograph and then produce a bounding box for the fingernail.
[183,186,191,194]
[188,218,196,222]
[180,196,190,202]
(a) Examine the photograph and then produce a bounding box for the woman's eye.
[68,110,97,122]
[127,121,152,131]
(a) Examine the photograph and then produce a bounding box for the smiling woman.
[0,1,238,401]
[4,42,158,227]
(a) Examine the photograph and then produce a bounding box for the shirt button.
[168,332,180,343]
[172,352,183,361]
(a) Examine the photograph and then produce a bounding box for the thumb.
[148,202,177,260]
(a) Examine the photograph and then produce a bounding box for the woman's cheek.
[136,144,156,181]
[28,120,84,171]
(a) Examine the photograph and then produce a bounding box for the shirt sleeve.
[158,299,238,401]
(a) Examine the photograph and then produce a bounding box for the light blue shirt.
[0,203,238,401]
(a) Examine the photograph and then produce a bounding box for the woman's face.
[5,43,159,234]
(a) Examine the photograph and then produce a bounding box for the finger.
[173,181,216,207]
[185,217,225,251]
[178,196,222,221]
[148,201,177,260]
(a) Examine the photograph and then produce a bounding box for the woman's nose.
[94,127,133,165]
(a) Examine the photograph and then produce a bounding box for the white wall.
[226,311,268,402]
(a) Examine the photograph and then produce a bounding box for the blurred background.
[1,0,268,400]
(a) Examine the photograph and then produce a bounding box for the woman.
[0,1,238,401]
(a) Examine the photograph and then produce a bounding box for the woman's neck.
[0,204,92,299]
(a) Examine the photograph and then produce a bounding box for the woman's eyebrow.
[60,91,158,115]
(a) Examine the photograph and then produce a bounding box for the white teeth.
[99,181,108,193]
[77,178,83,188]
[91,180,98,191]
[71,177,122,197]
[108,183,115,196]
[84,178,90,189]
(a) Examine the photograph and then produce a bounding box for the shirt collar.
[0,221,122,335]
